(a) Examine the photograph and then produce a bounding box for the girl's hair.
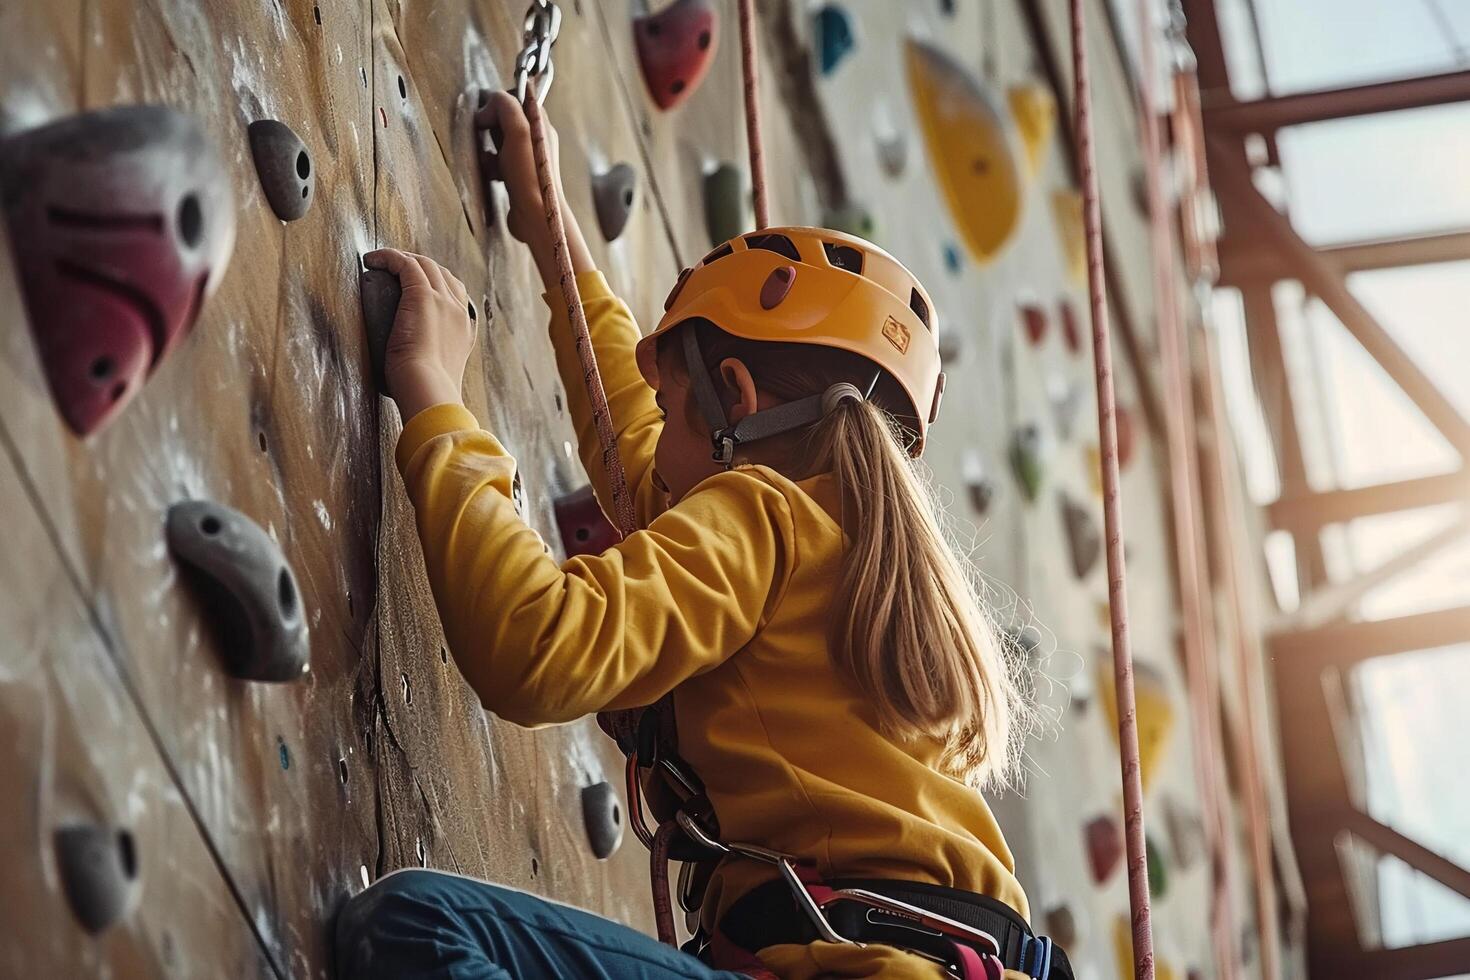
[667,320,1032,790]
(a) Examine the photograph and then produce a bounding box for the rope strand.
[1070,1,1155,976]
[525,95,638,537]
[737,0,770,229]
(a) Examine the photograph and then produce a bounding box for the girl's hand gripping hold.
[362,248,477,422]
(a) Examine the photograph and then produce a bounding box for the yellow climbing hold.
[1097,657,1175,795]
[906,39,1023,264]
[1008,82,1057,177]
[1052,188,1087,286]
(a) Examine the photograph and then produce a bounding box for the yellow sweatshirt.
[396,271,1030,979]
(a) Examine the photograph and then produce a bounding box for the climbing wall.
[0,1,1250,978]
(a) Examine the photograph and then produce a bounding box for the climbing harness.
[1069,0,1156,975]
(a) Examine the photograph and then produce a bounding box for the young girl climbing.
[336,92,1068,980]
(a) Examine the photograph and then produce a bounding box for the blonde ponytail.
[671,321,1031,789]
[813,399,1027,789]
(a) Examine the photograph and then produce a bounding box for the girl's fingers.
[363,248,432,293]
[403,251,451,293]
[445,272,469,303]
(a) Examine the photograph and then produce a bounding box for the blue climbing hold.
[943,242,962,274]
[813,5,855,76]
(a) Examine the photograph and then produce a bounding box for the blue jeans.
[335,868,752,979]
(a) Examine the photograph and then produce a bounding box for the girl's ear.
[718,357,760,423]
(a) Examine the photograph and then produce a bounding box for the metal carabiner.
[513,0,563,105]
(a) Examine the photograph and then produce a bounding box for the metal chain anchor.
[513,0,563,105]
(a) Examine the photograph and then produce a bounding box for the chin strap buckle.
[712,431,737,467]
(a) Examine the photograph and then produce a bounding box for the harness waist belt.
[718,877,1074,980]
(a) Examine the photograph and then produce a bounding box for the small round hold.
[759,265,796,310]
[591,162,638,242]
[581,780,624,860]
[247,119,314,222]
[54,825,141,934]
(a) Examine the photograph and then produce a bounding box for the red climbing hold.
[1059,298,1082,355]
[1116,402,1136,468]
[555,486,620,560]
[634,0,719,111]
[0,106,235,436]
[1020,303,1048,346]
[1085,814,1124,883]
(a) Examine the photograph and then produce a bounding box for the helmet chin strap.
[680,327,880,468]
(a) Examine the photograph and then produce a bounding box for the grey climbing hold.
[704,162,745,247]
[960,449,994,516]
[247,119,314,221]
[166,500,310,681]
[359,268,402,393]
[54,825,140,934]
[1060,493,1101,579]
[592,162,637,242]
[581,780,624,860]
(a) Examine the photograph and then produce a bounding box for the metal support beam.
[1268,470,1470,531]
[1272,514,1470,631]
[1209,140,1470,458]
[1204,69,1470,133]
[1220,229,1470,283]
[1321,936,1470,980]
[1340,808,1470,901]
[1270,604,1470,669]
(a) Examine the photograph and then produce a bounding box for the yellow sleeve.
[396,404,793,726]
[544,270,667,529]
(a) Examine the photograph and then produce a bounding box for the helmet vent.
[743,233,801,261]
[701,242,734,265]
[909,289,931,329]
[822,242,864,275]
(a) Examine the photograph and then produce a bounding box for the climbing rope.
[737,0,770,229]
[510,1,639,538]
[1134,2,1238,977]
[1068,1,1156,977]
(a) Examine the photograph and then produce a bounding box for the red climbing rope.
[1069,1,1155,977]
[525,94,639,538]
[737,0,770,229]
[1134,3,1238,977]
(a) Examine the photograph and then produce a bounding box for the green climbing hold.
[1008,425,1044,502]
[1146,832,1169,898]
[822,203,876,240]
[704,162,746,247]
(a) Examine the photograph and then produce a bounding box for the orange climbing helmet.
[635,226,945,462]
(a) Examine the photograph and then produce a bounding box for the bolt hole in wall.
[338,757,348,784]
[530,856,539,877]
[397,75,407,100]
[401,672,412,705]
[116,829,137,878]
[278,738,290,770]
[276,567,296,618]
[177,193,202,247]
[257,431,267,452]
[439,645,448,665]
